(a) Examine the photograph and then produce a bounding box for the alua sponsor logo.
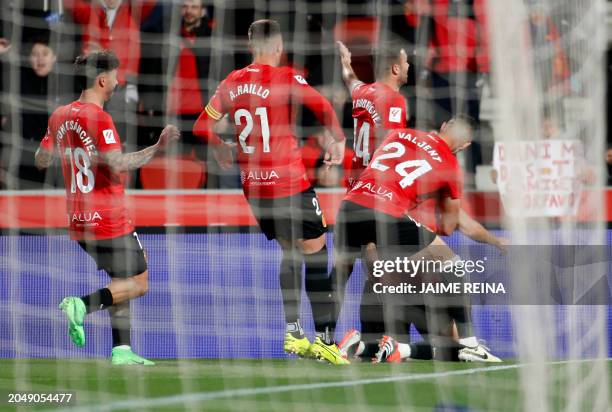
[70,211,102,223]
[352,180,393,200]
[241,170,280,182]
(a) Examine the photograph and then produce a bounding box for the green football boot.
[284,332,312,357]
[58,297,86,347]
[309,337,350,365]
[111,346,155,365]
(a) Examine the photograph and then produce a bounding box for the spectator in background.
[389,0,433,127]
[527,3,570,94]
[606,148,612,186]
[18,36,65,188]
[166,0,212,159]
[0,36,9,189]
[426,0,488,175]
[63,0,156,154]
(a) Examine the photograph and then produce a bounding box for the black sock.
[80,288,113,314]
[280,249,302,325]
[448,305,473,338]
[425,336,463,361]
[360,277,386,342]
[304,245,336,337]
[409,342,434,360]
[109,301,131,347]
[359,342,380,359]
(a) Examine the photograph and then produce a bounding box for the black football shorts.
[78,231,147,278]
[334,200,436,258]
[247,186,328,241]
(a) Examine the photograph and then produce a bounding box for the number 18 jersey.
[345,128,462,219]
[39,101,133,240]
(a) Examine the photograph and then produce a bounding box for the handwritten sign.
[492,140,583,217]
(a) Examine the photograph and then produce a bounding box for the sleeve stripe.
[205,105,222,120]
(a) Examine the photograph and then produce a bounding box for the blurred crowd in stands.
[0,0,609,190]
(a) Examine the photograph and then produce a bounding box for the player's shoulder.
[90,106,112,122]
[352,81,373,96]
[50,102,73,118]
[374,83,403,102]
[383,127,411,141]
[277,66,310,85]
[219,68,241,83]
[424,132,458,165]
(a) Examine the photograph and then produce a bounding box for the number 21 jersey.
[39,101,133,240]
[202,63,344,199]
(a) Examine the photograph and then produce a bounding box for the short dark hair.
[73,50,120,91]
[248,19,281,45]
[27,32,52,53]
[374,44,405,78]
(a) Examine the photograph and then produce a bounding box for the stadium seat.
[140,156,206,189]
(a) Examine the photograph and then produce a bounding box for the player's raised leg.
[62,232,155,365]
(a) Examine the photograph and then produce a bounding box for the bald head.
[439,116,474,153]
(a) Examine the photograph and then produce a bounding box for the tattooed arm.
[34,147,55,170]
[100,124,180,173]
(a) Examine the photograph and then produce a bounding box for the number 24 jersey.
[345,128,463,219]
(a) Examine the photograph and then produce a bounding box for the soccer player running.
[334,42,503,362]
[35,51,180,365]
[193,20,348,364]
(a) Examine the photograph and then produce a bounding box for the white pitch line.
[49,358,608,412]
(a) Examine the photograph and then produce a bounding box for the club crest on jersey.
[293,75,308,85]
[241,170,279,183]
[103,129,116,144]
[351,180,393,200]
[388,107,402,123]
[71,211,102,223]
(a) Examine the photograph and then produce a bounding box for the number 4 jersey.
[349,82,407,186]
[39,101,134,240]
[345,128,463,221]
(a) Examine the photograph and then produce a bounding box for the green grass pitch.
[1,359,609,411]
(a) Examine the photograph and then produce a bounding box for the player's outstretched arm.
[336,41,363,93]
[101,124,180,172]
[458,209,508,253]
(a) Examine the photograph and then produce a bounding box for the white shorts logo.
[388,107,402,123]
[293,75,308,85]
[103,129,116,144]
